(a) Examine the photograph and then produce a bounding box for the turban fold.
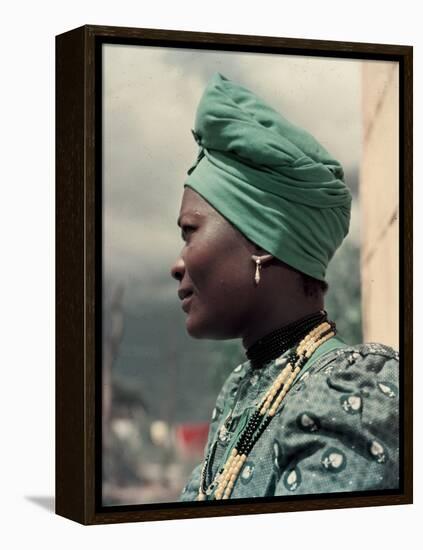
[184,72,352,281]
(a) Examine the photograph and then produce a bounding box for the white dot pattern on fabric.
[300,413,318,431]
[242,464,254,479]
[378,382,396,398]
[284,468,300,491]
[273,441,280,468]
[250,374,259,386]
[218,425,229,442]
[287,470,297,485]
[370,440,386,463]
[321,448,346,472]
[341,395,362,414]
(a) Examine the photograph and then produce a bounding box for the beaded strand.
[197,320,336,501]
[246,310,327,368]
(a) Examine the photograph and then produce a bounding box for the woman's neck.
[242,298,325,350]
[245,309,328,368]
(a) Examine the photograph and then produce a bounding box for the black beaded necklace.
[198,317,337,500]
[246,310,328,368]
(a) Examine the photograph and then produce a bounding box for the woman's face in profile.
[171,187,257,340]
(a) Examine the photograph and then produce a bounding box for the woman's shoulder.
[333,341,398,359]
[309,341,399,375]
[290,340,399,408]
[272,340,400,494]
[214,341,399,412]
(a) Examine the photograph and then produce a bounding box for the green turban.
[184,72,352,282]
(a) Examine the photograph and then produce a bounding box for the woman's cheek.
[184,244,211,288]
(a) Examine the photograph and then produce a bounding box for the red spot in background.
[174,423,209,458]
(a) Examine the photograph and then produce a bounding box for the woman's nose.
[170,255,185,282]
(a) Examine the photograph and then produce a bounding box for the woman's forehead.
[179,187,217,219]
[178,187,252,248]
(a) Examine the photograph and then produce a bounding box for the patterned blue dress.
[179,340,399,501]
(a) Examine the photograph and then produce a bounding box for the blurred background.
[102,45,399,505]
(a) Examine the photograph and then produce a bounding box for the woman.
[171,73,399,501]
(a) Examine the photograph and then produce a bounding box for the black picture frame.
[56,24,413,525]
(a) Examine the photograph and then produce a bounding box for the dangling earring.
[253,257,262,285]
[252,254,273,285]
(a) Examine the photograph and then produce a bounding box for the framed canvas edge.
[55,24,413,526]
[56,25,87,525]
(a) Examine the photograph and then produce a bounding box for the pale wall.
[360,61,399,348]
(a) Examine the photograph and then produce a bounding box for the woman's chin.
[185,313,232,340]
[185,315,208,339]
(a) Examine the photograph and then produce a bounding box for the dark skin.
[170,187,325,350]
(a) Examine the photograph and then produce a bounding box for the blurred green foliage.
[326,237,362,345]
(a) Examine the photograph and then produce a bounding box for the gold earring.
[254,257,261,285]
[252,254,273,285]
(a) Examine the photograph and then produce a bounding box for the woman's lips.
[181,292,193,312]
[178,287,194,312]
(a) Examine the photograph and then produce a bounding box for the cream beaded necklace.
[197,320,336,501]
